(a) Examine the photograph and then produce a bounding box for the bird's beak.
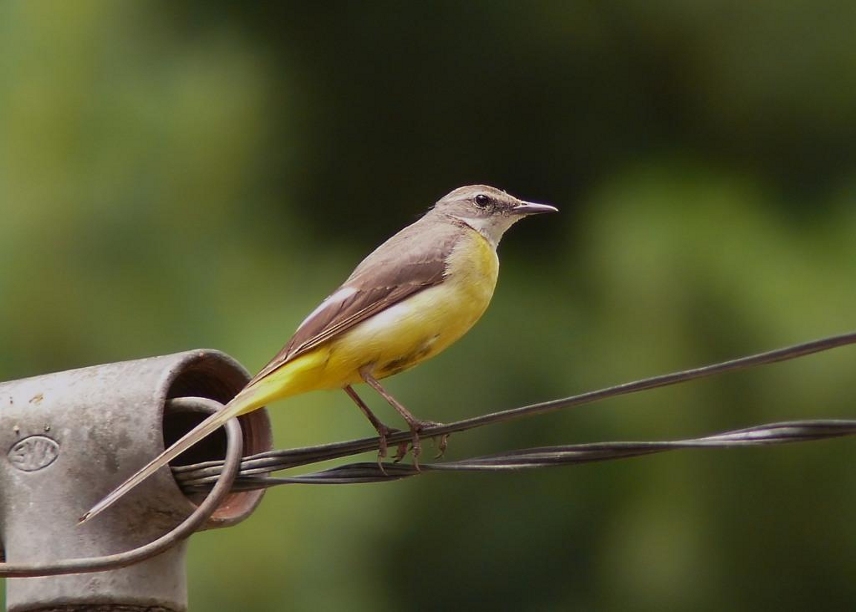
[512,200,558,216]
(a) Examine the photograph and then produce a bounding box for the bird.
[80,184,557,523]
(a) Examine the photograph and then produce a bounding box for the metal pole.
[0,350,272,612]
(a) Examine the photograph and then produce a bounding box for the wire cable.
[177,419,856,489]
[4,330,854,575]
[174,331,856,491]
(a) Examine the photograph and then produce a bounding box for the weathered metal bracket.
[0,350,272,612]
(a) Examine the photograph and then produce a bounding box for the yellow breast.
[325,229,499,384]
[246,229,500,403]
[241,229,500,407]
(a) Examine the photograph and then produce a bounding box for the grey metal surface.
[0,350,272,611]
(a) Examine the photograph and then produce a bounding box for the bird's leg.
[343,385,400,462]
[360,369,447,468]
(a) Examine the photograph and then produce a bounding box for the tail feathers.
[79,390,263,525]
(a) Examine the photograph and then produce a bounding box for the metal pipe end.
[162,350,273,529]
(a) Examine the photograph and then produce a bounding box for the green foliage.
[2,2,855,610]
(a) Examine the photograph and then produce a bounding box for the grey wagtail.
[81,184,557,523]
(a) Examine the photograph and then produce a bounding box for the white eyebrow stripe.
[295,285,359,333]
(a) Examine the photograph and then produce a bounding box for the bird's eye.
[474,194,491,208]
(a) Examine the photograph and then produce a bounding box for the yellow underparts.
[232,229,499,417]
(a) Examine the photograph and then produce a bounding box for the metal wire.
[4,331,854,575]
[0,397,243,578]
[174,330,856,492]
[176,419,856,490]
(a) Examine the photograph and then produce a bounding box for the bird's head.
[432,185,557,246]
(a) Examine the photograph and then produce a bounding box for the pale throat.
[457,214,518,248]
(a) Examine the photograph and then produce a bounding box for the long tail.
[79,387,268,525]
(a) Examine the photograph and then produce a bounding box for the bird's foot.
[374,423,401,460]
[433,431,450,459]
[392,420,447,469]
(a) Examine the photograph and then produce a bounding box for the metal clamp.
[0,350,272,612]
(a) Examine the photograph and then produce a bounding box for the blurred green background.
[2,1,856,610]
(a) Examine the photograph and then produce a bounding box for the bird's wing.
[246,218,467,386]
